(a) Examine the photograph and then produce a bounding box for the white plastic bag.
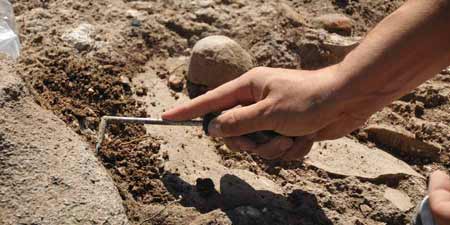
[0,0,20,59]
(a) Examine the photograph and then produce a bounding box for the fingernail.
[279,138,293,151]
[208,120,222,137]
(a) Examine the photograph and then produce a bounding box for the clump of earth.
[4,0,450,225]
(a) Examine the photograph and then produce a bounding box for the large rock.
[305,137,422,180]
[188,35,254,89]
[365,124,441,160]
[0,62,128,225]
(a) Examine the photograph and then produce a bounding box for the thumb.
[208,100,274,137]
[428,170,450,224]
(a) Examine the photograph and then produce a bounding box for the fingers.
[429,171,450,224]
[281,136,314,161]
[224,135,312,161]
[223,136,256,152]
[208,100,274,137]
[162,76,253,121]
[249,136,293,160]
[224,135,294,160]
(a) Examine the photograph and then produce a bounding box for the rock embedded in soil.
[168,74,184,91]
[364,124,441,161]
[62,23,95,51]
[278,3,307,27]
[305,137,422,180]
[383,188,413,212]
[188,209,232,225]
[299,28,360,69]
[313,13,354,36]
[188,35,254,89]
[0,63,128,225]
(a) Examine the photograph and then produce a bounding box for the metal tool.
[95,116,203,154]
[412,195,436,225]
[95,113,279,154]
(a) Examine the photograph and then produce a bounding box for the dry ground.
[4,0,450,224]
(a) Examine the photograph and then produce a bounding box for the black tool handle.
[202,113,279,145]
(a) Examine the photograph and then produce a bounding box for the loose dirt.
[6,0,450,225]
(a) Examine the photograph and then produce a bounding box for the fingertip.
[252,136,294,160]
[429,170,450,192]
[281,137,314,161]
[161,108,184,121]
[223,136,257,152]
[161,110,174,120]
[279,136,294,151]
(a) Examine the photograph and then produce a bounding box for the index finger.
[162,76,254,121]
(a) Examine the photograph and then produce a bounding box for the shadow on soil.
[162,173,333,225]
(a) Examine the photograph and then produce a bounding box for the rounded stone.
[313,13,354,36]
[188,35,254,89]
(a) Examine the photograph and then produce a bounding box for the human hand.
[163,66,372,160]
[429,170,450,225]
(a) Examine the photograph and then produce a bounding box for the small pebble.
[131,19,141,27]
[168,75,184,91]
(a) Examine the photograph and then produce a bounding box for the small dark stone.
[131,19,141,27]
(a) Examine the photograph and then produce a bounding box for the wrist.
[321,62,388,119]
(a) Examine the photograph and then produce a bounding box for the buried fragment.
[364,124,441,161]
[305,137,423,180]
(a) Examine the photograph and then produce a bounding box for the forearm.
[331,0,450,116]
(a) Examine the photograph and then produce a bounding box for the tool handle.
[202,113,280,145]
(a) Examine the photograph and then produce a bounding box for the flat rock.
[305,137,422,180]
[298,28,360,69]
[365,124,441,160]
[0,63,128,225]
[188,35,254,89]
[383,188,413,212]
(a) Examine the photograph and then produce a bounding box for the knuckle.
[248,66,268,76]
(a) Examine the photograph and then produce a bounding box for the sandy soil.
[7,0,450,224]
